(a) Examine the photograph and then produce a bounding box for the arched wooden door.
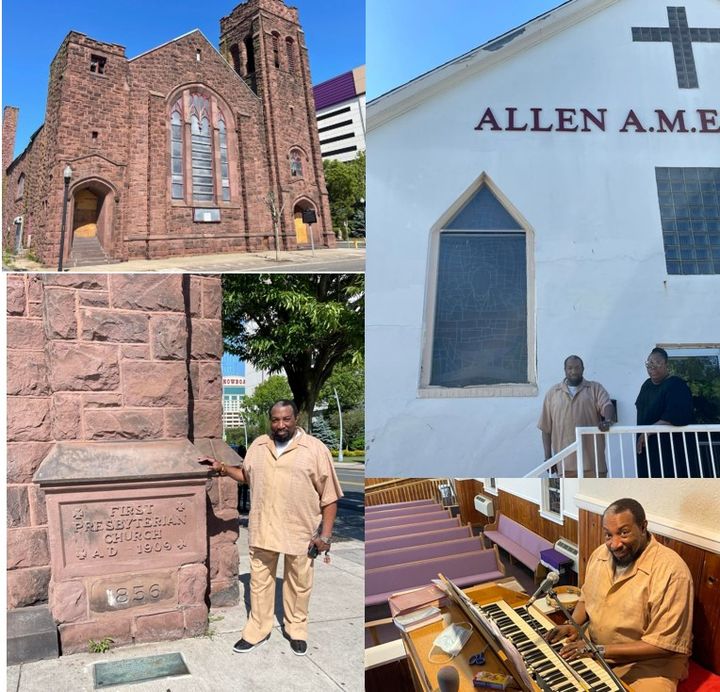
[73,189,100,237]
[293,210,309,244]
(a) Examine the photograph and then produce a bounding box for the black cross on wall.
[632,6,720,88]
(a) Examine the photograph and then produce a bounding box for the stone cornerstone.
[7,273,240,653]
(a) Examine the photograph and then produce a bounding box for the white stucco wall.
[366,0,720,477]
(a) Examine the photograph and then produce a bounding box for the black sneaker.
[233,634,269,653]
[289,639,307,656]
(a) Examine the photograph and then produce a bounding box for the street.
[334,463,365,542]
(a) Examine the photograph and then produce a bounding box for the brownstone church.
[2,0,334,266]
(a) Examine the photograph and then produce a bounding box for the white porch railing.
[525,424,720,478]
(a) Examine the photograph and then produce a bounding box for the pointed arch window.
[271,32,280,68]
[170,105,184,199]
[285,37,296,72]
[16,173,25,200]
[169,91,233,204]
[190,94,213,201]
[422,178,536,395]
[219,119,230,201]
[290,149,303,177]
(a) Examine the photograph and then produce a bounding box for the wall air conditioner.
[473,494,495,518]
[555,538,579,573]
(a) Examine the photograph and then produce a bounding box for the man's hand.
[598,419,612,432]
[308,536,331,554]
[558,640,593,661]
[198,456,223,473]
[636,436,646,454]
[544,624,578,645]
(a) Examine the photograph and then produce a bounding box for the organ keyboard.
[399,579,629,692]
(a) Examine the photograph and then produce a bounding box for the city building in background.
[314,65,366,162]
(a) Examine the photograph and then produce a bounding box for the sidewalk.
[7,521,364,692]
[4,246,365,274]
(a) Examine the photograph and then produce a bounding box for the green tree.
[327,406,365,451]
[323,152,365,239]
[222,274,364,429]
[318,356,365,411]
[239,375,293,442]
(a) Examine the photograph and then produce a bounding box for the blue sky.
[2,0,365,159]
[367,0,566,100]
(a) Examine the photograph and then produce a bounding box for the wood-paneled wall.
[365,478,444,507]
[579,508,720,674]
[454,481,580,543]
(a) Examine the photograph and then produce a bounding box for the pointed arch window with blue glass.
[429,183,530,388]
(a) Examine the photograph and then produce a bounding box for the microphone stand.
[544,587,626,691]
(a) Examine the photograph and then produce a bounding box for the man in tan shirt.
[537,354,615,477]
[202,399,343,656]
[546,498,693,691]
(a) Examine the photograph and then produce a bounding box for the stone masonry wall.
[7,274,238,612]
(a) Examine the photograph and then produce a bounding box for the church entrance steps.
[69,236,119,267]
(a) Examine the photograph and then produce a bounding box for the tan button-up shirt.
[243,429,344,555]
[580,536,693,684]
[537,379,612,476]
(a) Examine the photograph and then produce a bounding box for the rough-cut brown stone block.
[43,288,77,339]
[110,275,184,312]
[82,393,123,408]
[208,508,240,546]
[8,527,50,568]
[7,318,45,350]
[78,290,109,308]
[7,350,50,396]
[49,580,87,624]
[164,408,189,438]
[84,410,164,440]
[202,278,222,319]
[81,309,149,343]
[209,578,239,607]
[219,477,240,514]
[190,320,223,360]
[150,315,187,360]
[193,402,223,439]
[206,477,219,507]
[188,276,202,317]
[120,344,150,360]
[209,542,239,581]
[51,393,83,440]
[47,342,120,392]
[59,615,133,654]
[122,361,187,407]
[7,566,51,608]
[7,443,53,484]
[8,486,30,528]
[27,275,44,302]
[178,564,208,605]
[183,603,208,636]
[134,610,185,643]
[7,276,27,315]
[7,397,52,442]
[199,362,222,400]
[29,485,48,526]
[28,302,44,318]
[43,275,107,290]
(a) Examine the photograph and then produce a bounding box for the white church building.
[366,0,720,477]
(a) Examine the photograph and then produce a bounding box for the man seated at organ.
[545,498,693,691]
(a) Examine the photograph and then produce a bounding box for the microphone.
[527,571,560,607]
[437,666,459,692]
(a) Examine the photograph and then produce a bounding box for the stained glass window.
[190,94,213,202]
[290,149,303,177]
[219,119,230,202]
[170,106,183,200]
[430,185,528,387]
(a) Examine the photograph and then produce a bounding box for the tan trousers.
[242,547,314,643]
